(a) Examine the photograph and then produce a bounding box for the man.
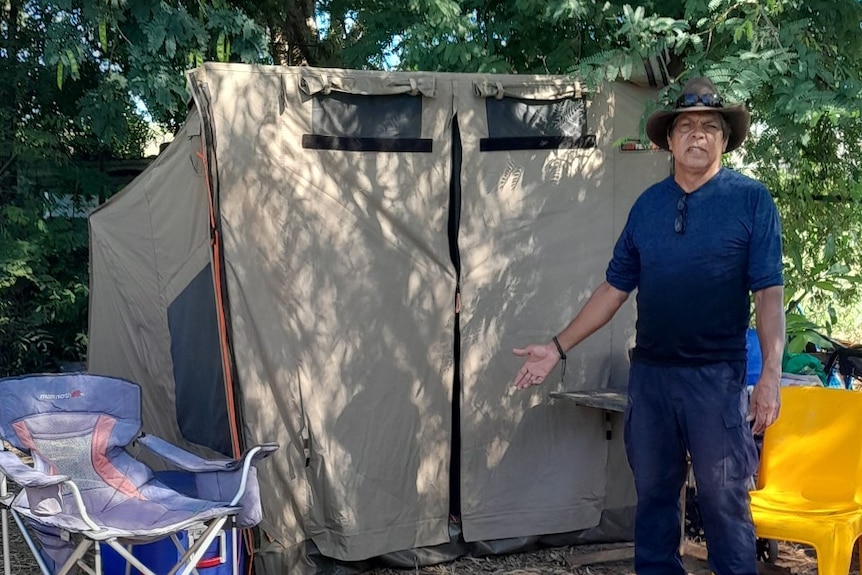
[512,77,785,575]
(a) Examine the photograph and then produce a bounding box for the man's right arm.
[512,281,630,389]
[554,281,631,353]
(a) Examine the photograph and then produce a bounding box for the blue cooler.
[101,526,245,575]
[745,328,762,385]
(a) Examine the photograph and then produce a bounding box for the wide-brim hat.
[646,76,751,153]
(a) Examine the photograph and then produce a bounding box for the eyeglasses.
[674,194,688,234]
[675,93,724,109]
[673,118,723,135]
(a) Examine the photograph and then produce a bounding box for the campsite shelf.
[550,389,627,441]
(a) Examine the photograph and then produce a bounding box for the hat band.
[675,93,723,109]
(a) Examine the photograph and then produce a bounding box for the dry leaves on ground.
[0,501,853,575]
[368,539,852,575]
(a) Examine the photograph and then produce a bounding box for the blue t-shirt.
[606,168,783,365]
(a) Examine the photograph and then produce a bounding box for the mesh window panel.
[167,264,233,457]
[302,92,432,152]
[481,97,595,151]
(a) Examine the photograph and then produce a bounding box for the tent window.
[167,264,233,456]
[480,97,595,151]
[302,92,432,152]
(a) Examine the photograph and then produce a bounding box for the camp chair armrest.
[242,443,279,463]
[227,444,278,505]
[137,434,235,471]
[137,437,277,526]
[138,435,278,472]
[0,450,70,488]
[0,451,79,518]
[137,434,259,471]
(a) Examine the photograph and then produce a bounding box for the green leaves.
[216,32,229,62]
[42,0,270,127]
[0,169,93,375]
[784,312,833,355]
[99,20,109,52]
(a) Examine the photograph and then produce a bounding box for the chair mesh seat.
[33,435,105,492]
[12,483,239,537]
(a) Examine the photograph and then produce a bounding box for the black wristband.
[552,336,567,382]
[552,336,566,360]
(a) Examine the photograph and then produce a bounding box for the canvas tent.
[87,63,670,574]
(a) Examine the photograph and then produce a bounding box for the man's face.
[667,111,729,174]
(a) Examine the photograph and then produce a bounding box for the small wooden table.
[550,390,627,412]
[550,389,627,440]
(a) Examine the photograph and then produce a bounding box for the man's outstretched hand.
[512,344,560,390]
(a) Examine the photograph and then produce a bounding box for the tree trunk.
[262,0,328,66]
[0,0,21,195]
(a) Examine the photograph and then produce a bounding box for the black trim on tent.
[479,135,596,151]
[302,135,433,153]
[448,115,463,519]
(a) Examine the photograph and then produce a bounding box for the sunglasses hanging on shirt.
[675,194,688,234]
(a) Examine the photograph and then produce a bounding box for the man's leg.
[625,362,688,575]
[682,361,759,575]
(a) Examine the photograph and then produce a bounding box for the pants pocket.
[721,389,759,483]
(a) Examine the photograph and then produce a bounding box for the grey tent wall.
[192,64,457,563]
[597,84,673,532]
[88,111,231,457]
[456,79,652,542]
[457,78,610,542]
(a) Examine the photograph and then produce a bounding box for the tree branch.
[0,153,16,178]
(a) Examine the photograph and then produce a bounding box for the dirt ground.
[366,540,841,575]
[0,522,848,575]
[0,472,848,575]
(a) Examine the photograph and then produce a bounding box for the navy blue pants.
[624,361,759,575]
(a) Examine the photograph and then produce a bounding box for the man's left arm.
[749,285,785,434]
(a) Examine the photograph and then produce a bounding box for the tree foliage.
[2,0,861,375]
[1,0,138,375]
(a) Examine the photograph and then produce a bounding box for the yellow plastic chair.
[750,386,862,575]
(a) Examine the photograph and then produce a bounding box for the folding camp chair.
[0,373,277,575]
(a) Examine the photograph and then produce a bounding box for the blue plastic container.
[745,328,762,385]
[101,528,245,575]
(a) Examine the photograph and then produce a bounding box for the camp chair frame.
[0,374,276,575]
[1,446,260,575]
